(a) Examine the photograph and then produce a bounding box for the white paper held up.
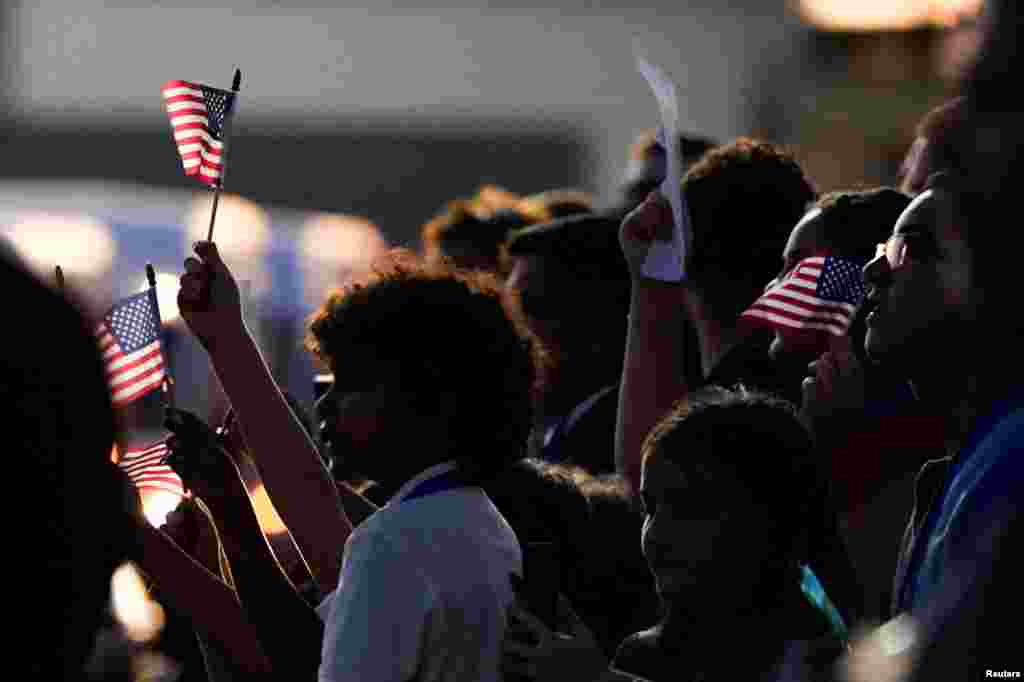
[635,56,689,282]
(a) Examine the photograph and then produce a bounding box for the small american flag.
[740,255,866,340]
[118,439,184,497]
[95,288,166,408]
[161,79,236,186]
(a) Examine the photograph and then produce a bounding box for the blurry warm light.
[186,193,272,296]
[186,193,271,256]
[798,0,983,31]
[110,562,166,643]
[248,483,289,536]
[299,213,388,302]
[938,14,984,80]
[138,271,182,322]
[140,489,185,528]
[2,211,116,280]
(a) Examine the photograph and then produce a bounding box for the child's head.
[639,387,825,611]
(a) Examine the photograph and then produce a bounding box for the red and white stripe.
[96,322,167,407]
[741,257,855,336]
[162,80,223,185]
[118,440,184,497]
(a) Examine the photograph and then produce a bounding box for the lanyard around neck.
[799,563,849,647]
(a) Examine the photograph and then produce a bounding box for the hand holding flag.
[740,254,867,355]
[800,334,867,423]
[178,241,244,352]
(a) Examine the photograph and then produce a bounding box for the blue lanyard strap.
[401,470,465,502]
[799,563,849,646]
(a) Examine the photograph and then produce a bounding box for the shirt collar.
[388,460,459,506]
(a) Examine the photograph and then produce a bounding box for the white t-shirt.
[317,461,522,682]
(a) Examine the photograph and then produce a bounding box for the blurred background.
[0,0,983,418]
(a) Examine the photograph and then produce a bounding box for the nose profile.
[862,252,891,290]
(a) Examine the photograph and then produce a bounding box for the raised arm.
[133,521,273,673]
[615,194,691,493]
[164,407,324,676]
[178,241,351,593]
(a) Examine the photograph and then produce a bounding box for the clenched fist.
[619,191,678,283]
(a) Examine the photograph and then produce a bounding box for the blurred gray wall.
[0,0,804,241]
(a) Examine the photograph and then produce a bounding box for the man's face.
[862,188,975,368]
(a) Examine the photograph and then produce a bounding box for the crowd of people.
[19,1,1024,679]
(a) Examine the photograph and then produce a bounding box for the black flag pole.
[206,68,242,243]
[55,265,65,291]
[146,263,175,409]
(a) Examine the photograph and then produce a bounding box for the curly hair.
[421,186,539,273]
[628,128,719,166]
[306,250,547,480]
[683,138,817,323]
[519,188,595,221]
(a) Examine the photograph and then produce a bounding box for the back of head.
[1,252,127,677]
[573,472,660,655]
[814,188,912,263]
[505,212,631,374]
[684,138,816,323]
[421,186,538,273]
[621,129,719,210]
[306,251,546,481]
[505,212,629,295]
[519,188,595,220]
[813,188,912,363]
[482,458,590,579]
[918,98,969,176]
